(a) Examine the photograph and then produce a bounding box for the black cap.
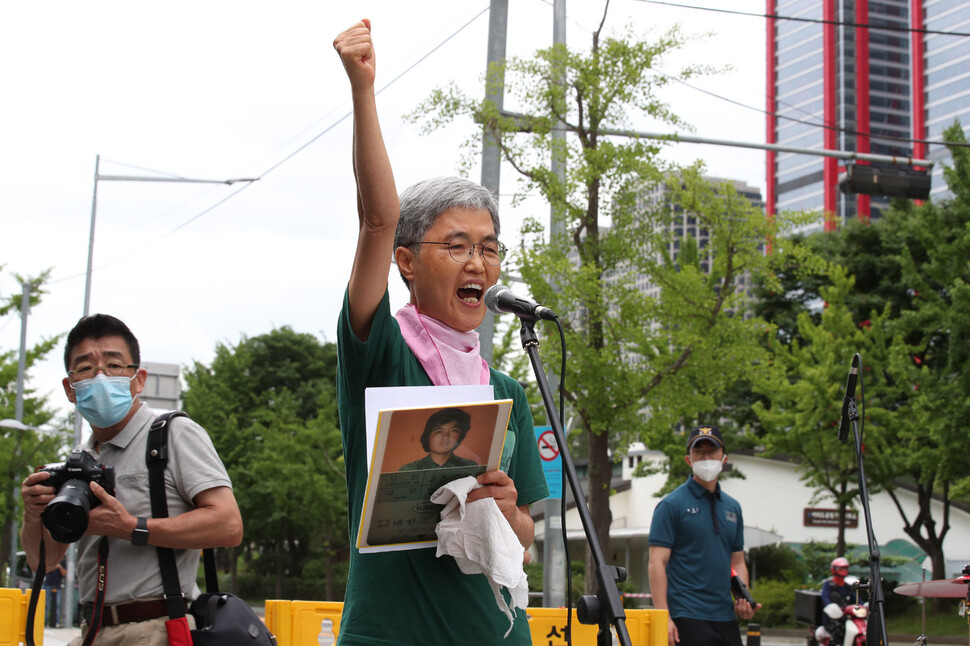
[686,425,725,452]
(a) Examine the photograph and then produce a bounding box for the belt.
[82,598,188,627]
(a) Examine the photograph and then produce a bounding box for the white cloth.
[431,476,529,637]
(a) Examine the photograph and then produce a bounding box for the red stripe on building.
[823,0,838,230]
[911,0,927,163]
[856,0,872,221]
[766,0,777,219]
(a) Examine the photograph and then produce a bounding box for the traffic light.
[838,163,931,200]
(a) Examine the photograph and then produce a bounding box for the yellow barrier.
[0,588,45,646]
[526,607,667,646]
[263,599,666,646]
[264,599,342,645]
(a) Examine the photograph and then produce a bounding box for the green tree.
[410,9,817,590]
[749,123,970,599]
[182,327,346,599]
[866,123,970,590]
[752,264,896,555]
[0,269,71,582]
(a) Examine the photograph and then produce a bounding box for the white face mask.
[691,458,723,483]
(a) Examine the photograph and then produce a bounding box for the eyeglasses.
[412,236,507,266]
[68,361,139,381]
[689,446,723,458]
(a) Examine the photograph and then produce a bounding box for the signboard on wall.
[804,508,859,528]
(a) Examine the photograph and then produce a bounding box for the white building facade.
[533,444,970,595]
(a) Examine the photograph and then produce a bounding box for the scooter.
[795,577,867,646]
[814,600,868,646]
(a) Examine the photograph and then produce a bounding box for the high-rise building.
[624,176,765,317]
[922,1,970,181]
[566,177,764,324]
[766,0,970,230]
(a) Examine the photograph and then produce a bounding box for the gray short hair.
[394,177,500,288]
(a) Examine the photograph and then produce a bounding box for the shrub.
[749,579,805,628]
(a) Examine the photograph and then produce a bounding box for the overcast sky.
[0,0,767,424]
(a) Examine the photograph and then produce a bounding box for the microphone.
[837,354,860,442]
[484,284,558,322]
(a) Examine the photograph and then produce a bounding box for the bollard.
[746,622,761,646]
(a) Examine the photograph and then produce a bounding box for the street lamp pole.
[4,283,31,587]
[83,156,101,317]
[61,154,257,627]
[14,283,29,423]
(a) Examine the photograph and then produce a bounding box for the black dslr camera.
[39,450,116,543]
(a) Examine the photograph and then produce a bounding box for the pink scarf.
[394,304,490,386]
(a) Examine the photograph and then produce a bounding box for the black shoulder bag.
[148,411,276,646]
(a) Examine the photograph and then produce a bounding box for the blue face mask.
[73,374,134,428]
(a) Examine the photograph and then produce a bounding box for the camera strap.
[24,539,45,646]
[147,411,191,621]
[81,537,109,646]
[25,536,109,646]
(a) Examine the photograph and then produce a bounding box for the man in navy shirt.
[648,425,760,646]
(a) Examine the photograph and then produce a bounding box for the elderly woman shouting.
[332,18,548,646]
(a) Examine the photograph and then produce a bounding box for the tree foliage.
[182,327,346,599]
[410,9,818,590]
[746,123,970,594]
[751,264,897,555]
[864,123,970,586]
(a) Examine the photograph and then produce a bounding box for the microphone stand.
[842,395,889,646]
[518,318,632,646]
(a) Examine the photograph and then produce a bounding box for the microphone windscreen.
[484,284,510,314]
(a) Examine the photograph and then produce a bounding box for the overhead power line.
[635,0,970,38]
[51,7,491,286]
[253,7,489,182]
[656,69,970,150]
[48,0,970,292]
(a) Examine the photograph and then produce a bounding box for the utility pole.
[542,0,568,610]
[478,0,569,606]
[478,0,508,363]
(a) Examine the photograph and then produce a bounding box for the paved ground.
[38,626,76,646]
[40,624,962,645]
[39,625,338,646]
[38,625,800,646]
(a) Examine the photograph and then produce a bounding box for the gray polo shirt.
[73,404,232,604]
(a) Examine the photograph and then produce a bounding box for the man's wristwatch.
[131,517,149,546]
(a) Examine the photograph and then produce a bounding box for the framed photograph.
[357,399,513,553]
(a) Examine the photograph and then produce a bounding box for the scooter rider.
[815,557,856,645]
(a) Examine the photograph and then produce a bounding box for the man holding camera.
[20,314,243,646]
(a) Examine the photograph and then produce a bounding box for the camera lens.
[43,480,92,543]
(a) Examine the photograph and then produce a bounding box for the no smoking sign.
[534,426,563,498]
[538,430,560,461]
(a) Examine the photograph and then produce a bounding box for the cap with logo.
[686,425,725,452]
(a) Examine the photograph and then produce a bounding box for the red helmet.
[831,557,850,575]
